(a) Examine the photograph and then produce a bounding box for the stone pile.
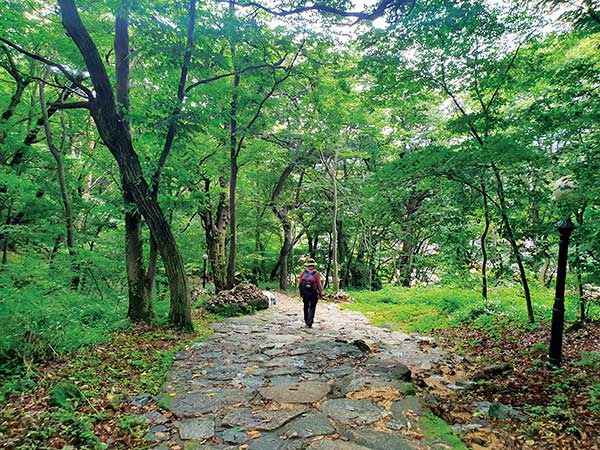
[190,286,210,299]
[323,290,354,303]
[206,283,269,314]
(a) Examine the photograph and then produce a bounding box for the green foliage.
[119,414,147,433]
[573,352,600,370]
[420,412,467,449]
[0,285,129,366]
[588,384,600,413]
[49,409,106,449]
[48,381,85,409]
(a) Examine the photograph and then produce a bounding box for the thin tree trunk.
[324,232,332,289]
[225,0,240,289]
[279,220,292,291]
[227,158,238,288]
[115,1,151,322]
[0,202,11,266]
[331,149,339,293]
[481,181,490,300]
[39,80,79,289]
[492,164,533,323]
[575,209,586,322]
[399,236,414,287]
[270,164,296,291]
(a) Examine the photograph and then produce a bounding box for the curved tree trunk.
[59,0,192,330]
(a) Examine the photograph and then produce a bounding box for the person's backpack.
[300,270,318,295]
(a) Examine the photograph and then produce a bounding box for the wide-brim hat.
[306,258,317,267]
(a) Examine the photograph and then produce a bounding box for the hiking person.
[299,258,323,328]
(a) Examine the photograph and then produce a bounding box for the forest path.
[156,293,461,449]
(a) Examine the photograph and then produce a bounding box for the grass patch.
[421,412,467,449]
[342,284,584,333]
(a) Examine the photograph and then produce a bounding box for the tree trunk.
[226,1,240,289]
[270,164,297,291]
[124,209,150,320]
[0,202,11,266]
[59,0,192,330]
[331,149,339,293]
[39,80,80,289]
[227,158,238,288]
[115,0,151,322]
[201,177,229,292]
[307,234,315,258]
[278,219,292,291]
[480,181,490,300]
[575,209,586,322]
[492,164,533,323]
[398,236,414,287]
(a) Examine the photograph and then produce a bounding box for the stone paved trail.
[155,294,462,449]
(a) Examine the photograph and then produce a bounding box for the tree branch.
[152,0,197,198]
[216,0,413,23]
[185,56,286,93]
[484,33,531,113]
[439,63,485,147]
[54,101,90,110]
[0,36,92,99]
[235,42,304,157]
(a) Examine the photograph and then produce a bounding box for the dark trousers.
[302,295,318,327]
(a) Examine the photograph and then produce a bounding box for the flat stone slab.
[282,412,335,438]
[340,429,416,450]
[306,439,371,450]
[221,407,308,431]
[247,433,304,450]
[364,358,411,381]
[178,418,215,440]
[340,376,410,395]
[320,399,385,426]
[221,428,249,444]
[166,388,256,417]
[259,382,331,404]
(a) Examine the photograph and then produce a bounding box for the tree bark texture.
[201,177,229,292]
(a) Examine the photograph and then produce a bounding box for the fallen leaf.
[247,430,262,439]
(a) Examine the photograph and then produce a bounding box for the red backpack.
[300,270,318,293]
